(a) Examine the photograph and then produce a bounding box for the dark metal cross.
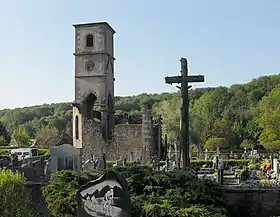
[165,58,205,169]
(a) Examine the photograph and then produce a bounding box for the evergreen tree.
[0,121,11,146]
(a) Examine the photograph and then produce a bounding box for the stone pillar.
[141,101,153,165]
[157,116,163,160]
[205,149,208,160]
[100,99,108,140]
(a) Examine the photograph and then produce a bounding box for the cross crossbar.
[165,75,205,85]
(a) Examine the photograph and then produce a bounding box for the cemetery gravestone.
[273,159,279,174]
[77,170,131,217]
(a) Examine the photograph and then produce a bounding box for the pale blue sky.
[0,0,279,109]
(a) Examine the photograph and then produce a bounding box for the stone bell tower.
[72,22,115,148]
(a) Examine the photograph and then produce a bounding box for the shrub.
[190,160,250,170]
[42,170,102,217]
[0,147,50,160]
[38,149,50,160]
[204,137,228,151]
[43,166,227,217]
[239,166,250,181]
[0,168,37,217]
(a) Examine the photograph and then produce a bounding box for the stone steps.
[223,176,239,185]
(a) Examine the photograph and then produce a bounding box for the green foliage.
[0,147,50,159]
[1,74,280,150]
[0,168,37,217]
[258,87,280,145]
[204,137,227,151]
[239,166,250,181]
[43,166,226,217]
[12,127,32,147]
[42,170,103,217]
[0,120,11,145]
[35,126,62,148]
[190,160,250,171]
[240,139,253,150]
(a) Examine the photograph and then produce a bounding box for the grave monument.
[77,170,131,217]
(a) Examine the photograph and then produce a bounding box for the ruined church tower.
[72,22,116,149]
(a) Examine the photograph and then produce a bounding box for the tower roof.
[73,22,115,34]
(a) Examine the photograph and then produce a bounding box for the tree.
[257,87,280,146]
[12,127,31,147]
[0,169,37,217]
[204,137,227,151]
[35,126,62,148]
[240,139,253,151]
[153,96,181,145]
[0,121,11,146]
[0,136,6,146]
[1,74,280,153]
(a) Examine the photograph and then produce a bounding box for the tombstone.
[114,156,123,168]
[122,158,127,167]
[96,158,105,171]
[11,154,19,169]
[167,146,171,160]
[0,157,10,168]
[84,159,96,172]
[204,149,208,160]
[76,170,131,217]
[273,159,279,174]
[45,158,52,176]
[166,157,170,171]
[33,158,45,177]
[50,144,82,174]
[129,152,134,162]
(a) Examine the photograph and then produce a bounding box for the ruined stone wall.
[108,124,142,161]
[81,118,143,161]
[81,118,107,161]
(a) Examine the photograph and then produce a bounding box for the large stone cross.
[165,57,205,169]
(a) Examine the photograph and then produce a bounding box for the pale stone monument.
[50,144,82,174]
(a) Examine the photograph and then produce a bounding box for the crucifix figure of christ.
[165,57,205,169]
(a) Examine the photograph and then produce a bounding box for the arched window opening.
[107,93,114,140]
[75,115,79,140]
[86,34,94,47]
[82,93,97,119]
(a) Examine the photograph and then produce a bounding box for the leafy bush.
[38,149,50,160]
[239,166,250,181]
[0,168,37,217]
[204,137,228,151]
[43,166,227,217]
[190,160,250,171]
[0,147,50,160]
[43,170,102,217]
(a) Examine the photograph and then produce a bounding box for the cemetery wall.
[82,119,143,161]
[222,187,280,217]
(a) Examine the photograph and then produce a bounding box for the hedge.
[106,160,250,171]
[190,160,250,171]
[0,147,50,160]
[42,166,228,217]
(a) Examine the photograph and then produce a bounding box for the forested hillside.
[0,74,280,150]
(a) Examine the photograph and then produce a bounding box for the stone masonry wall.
[82,118,143,161]
[82,118,107,161]
[221,187,280,217]
[108,124,142,161]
